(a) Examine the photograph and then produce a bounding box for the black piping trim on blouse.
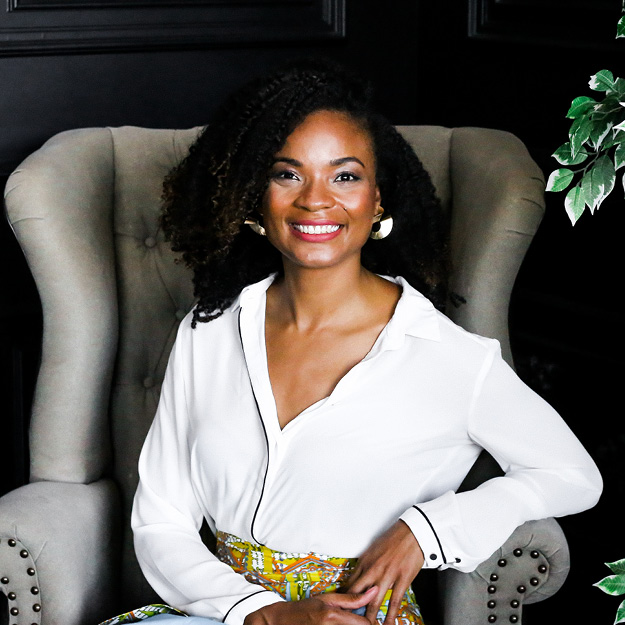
[412,505,447,565]
[238,308,270,547]
[222,589,271,622]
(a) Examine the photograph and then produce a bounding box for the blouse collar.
[235,272,441,345]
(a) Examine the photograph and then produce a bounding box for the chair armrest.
[0,479,120,625]
[438,518,569,625]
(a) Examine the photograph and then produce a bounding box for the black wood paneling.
[0,0,344,55]
[469,0,620,48]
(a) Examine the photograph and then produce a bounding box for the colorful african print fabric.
[98,604,187,624]
[98,532,424,625]
[216,531,424,625]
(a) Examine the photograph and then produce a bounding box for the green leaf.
[571,116,593,156]
[590,70,616,92]
[594,94,621,113]
[615,143,625,170]
[564,183,585,224]
[614,78,625,97]
[602,131,622,150]
[546,168,574,192]
[594,573,625,596]
[566,96,596,119]
[581,168,603,211]
[608,560,625,575]
[590,118,615,150]
[615,599,625,624]
[552,142,589,166]
[617,15,625,38]
[595,155,617,210]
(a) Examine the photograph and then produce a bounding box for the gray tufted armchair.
[1,125,570,625]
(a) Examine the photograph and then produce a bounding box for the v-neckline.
[261,288,400,433]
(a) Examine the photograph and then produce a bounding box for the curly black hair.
[161,58,449,326]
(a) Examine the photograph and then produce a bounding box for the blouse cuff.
[399,505,448,569]
[222,589,285,625]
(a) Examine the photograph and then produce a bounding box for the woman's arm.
[399,345,602,572]
[131,324,284,625]
[346,342,602,624]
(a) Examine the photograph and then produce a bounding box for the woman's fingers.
[382,575,412,625]
[320,586,378,610]
[344,520,425,624]
[245,588,378,625]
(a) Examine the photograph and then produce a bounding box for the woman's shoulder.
[395,276,501,359]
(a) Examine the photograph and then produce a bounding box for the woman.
[115,60,602,625]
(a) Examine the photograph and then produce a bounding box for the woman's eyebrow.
[273,157,302,166]
[272,156,366,167]
[330,156,366,167]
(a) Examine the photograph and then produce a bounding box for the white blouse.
[132,274,602,625]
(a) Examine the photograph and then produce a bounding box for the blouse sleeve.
[399,342,603,572]
[131,322,284,625]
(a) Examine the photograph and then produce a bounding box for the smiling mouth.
[291,223,342,234]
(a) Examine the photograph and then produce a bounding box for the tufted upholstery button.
[143,376,154,389]
[497,559,507,567]
[487,600,496,609]
[144,236,157,248]
[513,548,523,557]
[488,585,497,594]
[517,585,526,594]
[510,600,520,608]
[530,577,540,586]
[27,568,35,576]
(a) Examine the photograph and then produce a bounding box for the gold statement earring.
[244,217,266,237]
[369,207,393,240]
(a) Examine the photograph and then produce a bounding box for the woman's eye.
[335,172,360,182]
[272,170,298,181]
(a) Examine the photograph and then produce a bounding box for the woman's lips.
[290,221,343,241]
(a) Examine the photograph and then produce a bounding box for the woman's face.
[261,109,381,271]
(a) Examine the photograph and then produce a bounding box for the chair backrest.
[3,125,545,608]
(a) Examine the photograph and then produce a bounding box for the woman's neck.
[269,259,395,332]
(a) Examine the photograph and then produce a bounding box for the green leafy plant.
[594,559,625,624]
[546,6,625,224]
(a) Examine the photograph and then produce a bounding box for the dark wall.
[1,1,622,624]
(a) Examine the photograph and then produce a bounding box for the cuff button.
[429,554,438,561]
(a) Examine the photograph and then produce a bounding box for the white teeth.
[293,224,340,234]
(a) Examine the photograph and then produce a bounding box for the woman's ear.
[375,186,382,212]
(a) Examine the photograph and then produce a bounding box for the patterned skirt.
[99,531,424,625]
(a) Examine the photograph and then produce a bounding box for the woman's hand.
[343,520,424,625]
[243,586,378,625]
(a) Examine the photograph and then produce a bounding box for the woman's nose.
[295,178,334,211]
